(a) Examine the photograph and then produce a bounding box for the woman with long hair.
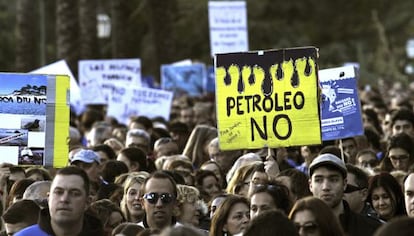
[210,195,250,236]
[367,172,406,221]
[289,196,345,236]
[120,173,147,223]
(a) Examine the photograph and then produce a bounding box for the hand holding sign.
[264,147,280,178]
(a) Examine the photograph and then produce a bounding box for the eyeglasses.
[295,222,318,234]
[359,160,378,167]
[389,154,410,161]
[143,192,175,205]
[344,184,365,193]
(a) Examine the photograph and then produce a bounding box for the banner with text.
[78,59,141,104]
[107,87,173,125]
[0,73,69,167]
[319,66,364,140]
[215,47,321,150]
[208,1,248,57]
[161,63,206,97]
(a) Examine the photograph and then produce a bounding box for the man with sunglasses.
[309,153,381,236]
[138,171,180,231]
[344,164,382,222]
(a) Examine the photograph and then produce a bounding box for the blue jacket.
[15,224,49,236]
[15,208,103,236]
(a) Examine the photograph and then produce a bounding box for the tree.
[79,0,99,60]
[15,0,38,72]
[56,0,79,78]
[146,0,178,79]
[111,0,130,58]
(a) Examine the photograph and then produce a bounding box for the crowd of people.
[2,81,414,235]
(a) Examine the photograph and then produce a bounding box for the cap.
[71,149,101,164]
[308,153,347,177]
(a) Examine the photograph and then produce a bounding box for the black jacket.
[36,208,104,236]
[339,201,382,236]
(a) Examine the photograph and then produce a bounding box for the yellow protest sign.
[215,47,322,150]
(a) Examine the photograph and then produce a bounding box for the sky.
[0,74,47,95]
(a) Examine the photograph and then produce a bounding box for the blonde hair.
[226,161,262,194]
[177,184,199,204]
[120,172,149,222]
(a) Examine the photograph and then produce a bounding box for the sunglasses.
[295,222,318,234]
[143,192,175,205]
[344,184,365,193]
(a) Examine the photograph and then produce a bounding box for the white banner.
[78,59,142,104]
[208,1,248,56]
[107,87,173,125]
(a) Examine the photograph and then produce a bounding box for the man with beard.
[15,166,103,236]
[308,153,381,236]
[138,171,179,231]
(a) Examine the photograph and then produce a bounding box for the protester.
[209,194,228,218]
[111,222,144,236]
[195,170,221,203]
[367,172,406,221]
[244,209,299,236]
[344,164,381,221]
[250,181,291,218]
[92,144,117,164]
[355,149,379,171]
[207,137,242,173]
[338,137,359,164]
[182,124,217,168]
[6,178,35,208]
[15,166,103,236]
[289,196,345,236]
[2,200,40,235]
[159,225,205,236]
[296,145,322,175]
[210,195,250,236]
[403,171,414,217]
[70,149,101,183]
[374,216,414,236]
[308,153,381,235]
[86,121,112,147]
[200,161,226,189]
[137,171,179,231]
[168,121,191,153]
[226,161,262,197]
[275,168,311,204]
[120,173,147,223]
[389,108,414,137]
[25,167,52,181]
[117,147,148,172]
[22,181,51,208]
[125,128,151,154]
[88,199,125,236]
[153,137,180,159]
[379,133,414,172]
[176,184,200,226]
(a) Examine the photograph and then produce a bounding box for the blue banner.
[319,66,364,140]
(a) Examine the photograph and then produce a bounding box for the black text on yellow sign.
[215,47,322,150]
